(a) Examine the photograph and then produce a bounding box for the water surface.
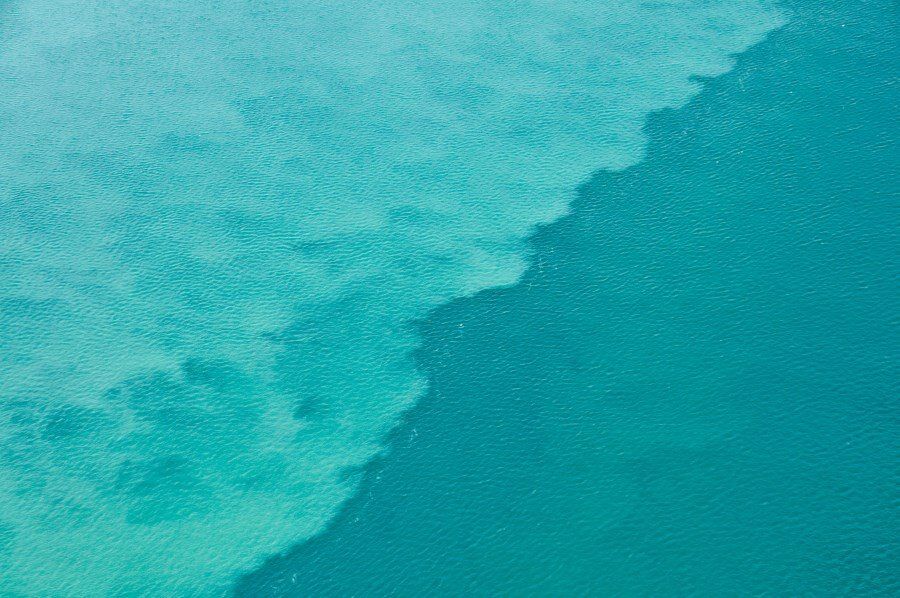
[0,0,783,594]
[238,0,898,594]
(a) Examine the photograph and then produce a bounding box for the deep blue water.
[237,0,898,595]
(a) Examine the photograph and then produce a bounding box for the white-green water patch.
[0,1,783,594]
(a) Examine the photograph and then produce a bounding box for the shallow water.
[238,0,898,594]
[0,0,784,594]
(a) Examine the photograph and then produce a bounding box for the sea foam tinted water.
[0,0,782,593]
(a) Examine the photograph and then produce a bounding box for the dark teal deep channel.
[237,1,898,594]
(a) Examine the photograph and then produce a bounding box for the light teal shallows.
[0,1,783,594]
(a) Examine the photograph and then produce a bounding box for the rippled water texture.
[235,1,897,594]
[0,1,782,594]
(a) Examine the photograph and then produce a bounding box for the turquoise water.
[0,0,787,594]
[238,0,899,595]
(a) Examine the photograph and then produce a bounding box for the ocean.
[237,0,898,595]
[0,0,895,595]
